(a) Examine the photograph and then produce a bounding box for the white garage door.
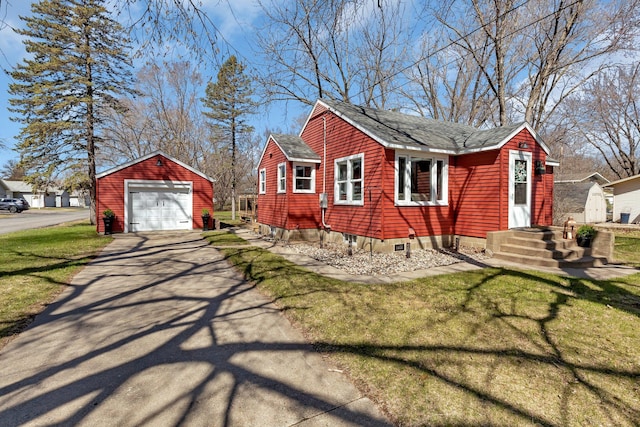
[129,189,192,232]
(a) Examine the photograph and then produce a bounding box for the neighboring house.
[256,99,557,252]
[96,151,214,233]
[0,179,70,207]
[0,179,35,204]
[554,182,607,225]
[605,174,640,224]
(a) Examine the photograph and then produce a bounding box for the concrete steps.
[492,228,608,268]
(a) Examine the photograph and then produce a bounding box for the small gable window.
[277,162,286,193]
[334,154,364,205]
[293,163,315,193]
[259,168,266,194]
[396,153,448,206]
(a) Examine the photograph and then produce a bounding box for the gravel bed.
[286,242,489,276]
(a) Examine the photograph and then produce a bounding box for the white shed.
[606,174,640,224]
[554,182,607,224]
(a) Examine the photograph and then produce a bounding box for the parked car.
[0,198,30,213]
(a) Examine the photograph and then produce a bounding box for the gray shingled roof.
[321,99,527,153]
[554,182,595,211]
[272,134,320,162]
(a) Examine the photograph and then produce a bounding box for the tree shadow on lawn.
[0,235,390,427]
[231,249,640,426]
[310,266,640,426]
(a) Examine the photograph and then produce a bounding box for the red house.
[256,99,557,252]
[96,151,214,233]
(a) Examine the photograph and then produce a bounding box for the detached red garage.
[96,151,214,233]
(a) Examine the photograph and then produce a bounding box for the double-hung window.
[277,163,286,193]
[293,163,315,193]
[259,168,266,194]
[335,154,364,205]
[396,153,448,205]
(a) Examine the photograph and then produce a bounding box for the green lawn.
[614,230,640,267]
[0,222,112,348]
[2,223,639,425]
[219,240,640,426]
[214,210,248,227]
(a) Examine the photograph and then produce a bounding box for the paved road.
[0,208,89,234]
[0,232,390,426]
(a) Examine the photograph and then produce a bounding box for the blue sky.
[0,0,299,168]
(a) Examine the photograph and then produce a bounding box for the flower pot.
[577,236,591,247]
[202,215,210,231]
[103,217,114,235]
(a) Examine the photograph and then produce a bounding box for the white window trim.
[277,162,286,193]
[334,153,364,206]
[394,152,448,206]
[259,168,266,194]
[293,162,316,194]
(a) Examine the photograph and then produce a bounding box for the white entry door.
[128,188,192,232]
[508,150,532,229]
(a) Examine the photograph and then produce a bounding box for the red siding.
[257,104,553,241]
[301,110,386,239]
[257,137,323,229]
[96,154,214,233]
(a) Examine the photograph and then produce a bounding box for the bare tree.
[100,60,209,170]
[256,0,408,108]
[410,0,640,130]
[563,63,640,179]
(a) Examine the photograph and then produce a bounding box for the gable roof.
[271,134,321,163]
[257,134,321,167]
[554,182,599,212]
[0,179,33,193]
[604,173,640,187]
[96,150,214,182]
[555,171,610,184]
[312,99,550,155]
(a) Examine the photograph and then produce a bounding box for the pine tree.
[8,0,135,223]
[202,55,257,220]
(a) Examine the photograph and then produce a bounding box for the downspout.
[321,115,331,231]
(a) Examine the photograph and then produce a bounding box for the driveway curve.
[0,232,390,427]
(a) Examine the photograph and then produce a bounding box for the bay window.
[396,153,448,205]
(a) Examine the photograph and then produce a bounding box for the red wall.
[257,105,553,240]
[96,154,214,233]
[257,137,323,230]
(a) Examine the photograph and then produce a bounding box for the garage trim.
[124,179,193,233]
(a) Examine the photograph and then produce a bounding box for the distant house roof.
[312,99,551,156]
[555,182,597,212]
[270,134,321,163]
[555,172,610,185]
[604,173,640,187]
[0,179,33,193]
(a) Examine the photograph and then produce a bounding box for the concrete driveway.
[0,233,390,426]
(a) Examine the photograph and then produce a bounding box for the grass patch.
[203,230,249,246]
[615,231,640,268]
[0,222,112,348]
[220,245,640,426]
[213,210,246,227]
